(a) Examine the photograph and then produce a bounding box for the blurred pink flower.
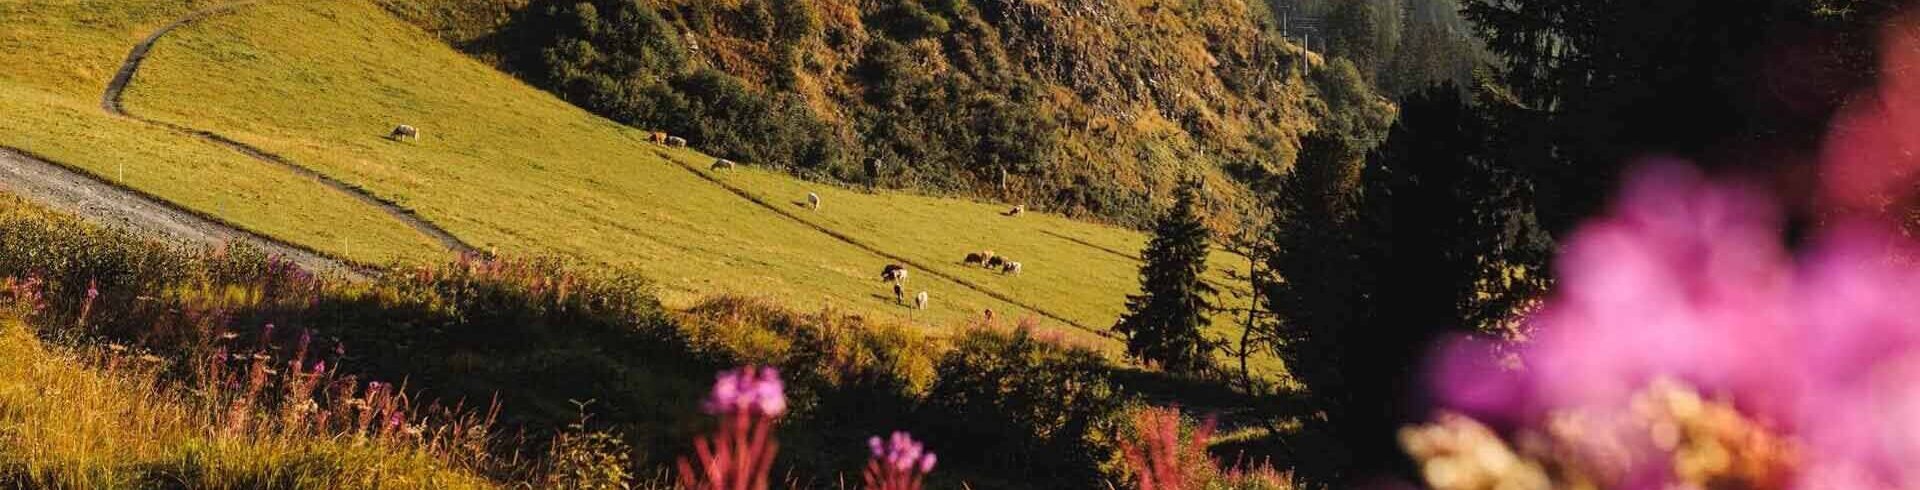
[701,366,786,417]
[1429,165,1920,487]
[680,365,785,490]
[1433,162,1799,424]
[1821,9,1920,218]
[1421,10,1920,490]
[865,431,936,490]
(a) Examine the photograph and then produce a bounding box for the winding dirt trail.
[0,148,366,277]
[101,0,478,256]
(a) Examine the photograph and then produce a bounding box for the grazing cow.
[711,158,736,171]
[649,132,668,144]
[807,192,821,210]
[1004,204,1025,216]
[666,136,688,147]
[893,283,905,304]
[881,264,908,283]
[964,252,987,267]
[389,124,421,141]
[986,256,1007,269]
[1001,261,1022,275]
[913,291,929,310]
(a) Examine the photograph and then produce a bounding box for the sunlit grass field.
[0,0,443,264]
[7,0,1274,374]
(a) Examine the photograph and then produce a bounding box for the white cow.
[807,192,821,210]
[913,291,929,310]
[389,124,421,141]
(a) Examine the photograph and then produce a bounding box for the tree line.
[1114,0,1901,484]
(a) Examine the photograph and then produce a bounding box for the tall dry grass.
[0,312,496,489]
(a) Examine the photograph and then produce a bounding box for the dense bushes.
[677,297,1132,487]
[497,0,845,176]
[919,322,1130,487]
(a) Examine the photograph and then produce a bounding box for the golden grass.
[0,318,494,489]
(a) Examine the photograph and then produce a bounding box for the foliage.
[1306,0,1487,96]
[1117,406,1297,490]
[1114,180,1219,374]
[502,0,845,175]
[920,322,1130,487]
[540,409,635,490]
[1263,130,1368,438]
[1460,0,1900,234]
[421,0,1396,228]
[1262,83,1550,481]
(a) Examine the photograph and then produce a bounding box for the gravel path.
[0,148,365,277]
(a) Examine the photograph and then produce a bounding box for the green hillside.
[0,1,443,264]
[1,0,1270,372]
[386,0,1392,231]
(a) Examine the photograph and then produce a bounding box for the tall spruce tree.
[1113,180,1218,374]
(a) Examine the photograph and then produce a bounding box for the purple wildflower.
[699,366,785,417]
[865,431,936,490]
[1424,162,1920,487]
[679,365,784,490]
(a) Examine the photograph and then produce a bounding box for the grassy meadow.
[0,1,445,264]
[102,0,1269,370]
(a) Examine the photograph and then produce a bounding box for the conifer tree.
[1113,180,1218,374]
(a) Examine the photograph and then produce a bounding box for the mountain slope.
[389,0,1392,231]
[107,0,1266,370]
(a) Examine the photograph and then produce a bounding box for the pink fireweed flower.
[1432,162,1801,427]
[700,366,786,417]
[864,431,936,490]
[679,366,786,490]
[1426,163,1920,488]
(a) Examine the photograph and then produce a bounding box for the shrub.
[919,321,1129,486]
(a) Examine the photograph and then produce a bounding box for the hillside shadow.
[1041,229,1141,263]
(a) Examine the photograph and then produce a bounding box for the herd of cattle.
[877,246,1023,312]
[392,125,1031,316]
